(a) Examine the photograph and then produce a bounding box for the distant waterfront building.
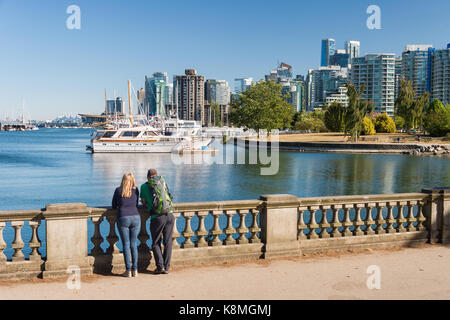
[137,88,146,115]
[106,97,124,115]
[205,79,231,126]
[174,69,206,125]
[307,65,348,109]
[330,49,350,68]
[145,72,169,118]
[290,79,306,112]
[321,38,336,67]
[265,62,293,85]
[325,86,349,107]
[234,78,253,94]
[430,44,450,105]
[164,83,176,117]
[401,44,434,99]
[345,40,361,61]
[350,53,396,116]
[394,57,403,100]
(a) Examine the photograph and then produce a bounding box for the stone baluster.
[364,203,376,235]
[0,222,6,263]
[11,221,25,261]
[342,204,353,237]
[195,211,209,247]
[209,210,223,246]
[105,214,120,254]
[172,212,181,249]
[375,203,386,234]
[236,210,249,244]
[308,206,319,239]
[249,209,261,243]
[416,201,426,231]
[405,201,415,232]
[138,212,150,253]
[90,216,104,256]
[353,204,365,236]
[223,210,236,245]
[181,212,195,248]
[330,205,342,238]
[396,201,407,232]
[319,206,330,238]
[297,207,307,240]
[29,221,41,261]
[385,202,396,233]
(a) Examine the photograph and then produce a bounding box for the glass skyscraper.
[401,45,434,99]
[321,38,336,67]
[430,45,450,105]
[145,72,168,117]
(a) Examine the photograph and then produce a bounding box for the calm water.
[0,128,449,209]
[0,128,449,259]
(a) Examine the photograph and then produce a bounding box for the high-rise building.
[307,65,348,109]
[265,62,293,84]
[401,45,434,98]
[430,44,450,105]
[137,88,146,115]
[234,78,253,94]
[345,40,361,61]
[145,72,168,117]
[330,49,350,68]
[105,97,124,115]
[394,57,403,100]
[321,38,336,67]
[290,79,306,112]
[205,80,231,126]
[325,86,349,107]
[350,54,396,116]
[164,83,175,117]
[174,69,205,125]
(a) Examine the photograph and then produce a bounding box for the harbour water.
[0,128,449,259]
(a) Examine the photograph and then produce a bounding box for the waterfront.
[0,128,449,211]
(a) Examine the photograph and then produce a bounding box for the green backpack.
[147,176,173,215]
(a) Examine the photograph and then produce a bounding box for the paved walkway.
[0,245,449,300]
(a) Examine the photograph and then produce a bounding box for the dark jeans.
[150,213,175,271]
[117,215,141,271]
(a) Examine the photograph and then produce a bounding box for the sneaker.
[121,270,132,278]
[132,270,138,277]
[162,269,169,274]
[153,268,165,275]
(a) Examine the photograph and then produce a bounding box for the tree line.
[228,80,450,138]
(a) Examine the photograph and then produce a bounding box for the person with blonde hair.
[112,173,141,277]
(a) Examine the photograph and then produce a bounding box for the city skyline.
[0,0,449,120]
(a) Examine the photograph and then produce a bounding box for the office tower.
[137,88,146,115]
[402,45,434,98]
[430,44,450,105]
[105,97,123,115]
[115,97,123,114]
[330,49,350,68]
[345,40,361,61]
[174,69,205,125]
[164,83,176,117]
[145,72,168,117]
[290,79,306,112]
[265,62,293,84]
[350,54,396,116]
[394,57,402,100]
[321,38,336,67]
[308,65,348,109]
[205,79,231,126]
[234,78,253,94]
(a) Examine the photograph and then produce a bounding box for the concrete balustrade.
[0,188,448,280]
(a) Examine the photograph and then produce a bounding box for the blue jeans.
[117,215,141,271]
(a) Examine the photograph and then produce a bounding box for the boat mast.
[128,80,133,126]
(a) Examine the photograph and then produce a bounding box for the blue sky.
[0,0,449,120]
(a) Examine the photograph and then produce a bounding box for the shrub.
[361,116,375,135]
[374,113,396,133]
[294,117,327,133]
[394,115,405,130]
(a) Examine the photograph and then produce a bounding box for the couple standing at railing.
[112,169,175,277]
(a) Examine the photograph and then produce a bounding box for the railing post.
[260,194,300,258]
[42,203,92,278]
[422,188,450,244]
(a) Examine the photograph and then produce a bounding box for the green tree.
[426,99,446,114]
[395,79,429,129]
[374,113,396,133]
[423,104,450,137]
[210,100,222,127]
[324,102,346,132]
[394,115,406,130]
[294,115,327,132]
[344,83,373,141]
[229,80,295,133]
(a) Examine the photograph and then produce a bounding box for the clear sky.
[0,0,449,120]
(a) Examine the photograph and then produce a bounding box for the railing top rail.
[0,209,43,222]
[298,192,428,207]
